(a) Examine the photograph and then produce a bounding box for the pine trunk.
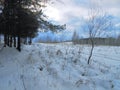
[10,36,12,47]
[4,34,7,47]
[17,36,21,51]
[14,36,16,47]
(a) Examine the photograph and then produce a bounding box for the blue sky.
[35,0,120,42]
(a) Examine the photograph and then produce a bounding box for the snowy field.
[0,43,120,90]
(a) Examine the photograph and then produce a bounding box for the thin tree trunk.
[7,35,10,46]
[29,37,32,45]
[88,39,94,64]
[10,36,12,47]
[4,34,7,47]
[14,36,16,47]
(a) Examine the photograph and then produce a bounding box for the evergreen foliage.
[0,0,65,51]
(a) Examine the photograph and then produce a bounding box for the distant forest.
[72,37,120,46]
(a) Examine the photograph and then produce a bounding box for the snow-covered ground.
[0,43,120,90]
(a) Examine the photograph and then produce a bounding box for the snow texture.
[0,43,120,90]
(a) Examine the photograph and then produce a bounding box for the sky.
[35,0,120,42]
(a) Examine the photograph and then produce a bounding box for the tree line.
[0,0,65,51]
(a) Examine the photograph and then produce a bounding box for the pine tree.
[0,0,65,51]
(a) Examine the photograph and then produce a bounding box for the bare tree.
[72,30,79,45]
[86,7,111,64]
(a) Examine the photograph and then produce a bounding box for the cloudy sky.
[35,0,120,42]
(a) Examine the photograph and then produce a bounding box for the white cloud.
[44,0,89,23]
[44,0,120,24]
[43,0,120,38]
[43,5,62,22]
[90,0,120,17]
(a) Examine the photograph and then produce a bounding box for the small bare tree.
[72,30,79,45]
[86,7,111,64]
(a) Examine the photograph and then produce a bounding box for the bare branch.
[86,3,112,64]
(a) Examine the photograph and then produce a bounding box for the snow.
[0,43,120,90]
